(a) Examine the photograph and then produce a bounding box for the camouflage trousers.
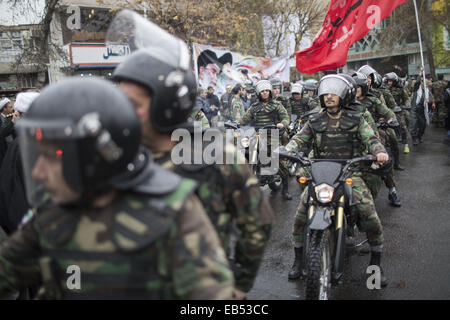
[396,110,410,143]
[292,175,384,247]
[432,102,447,123]
[362,172,382,200]
[378,128,397,189]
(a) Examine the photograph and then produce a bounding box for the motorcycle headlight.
[289,123,294,130]
[314,183,334,203]
[240,137,250,148]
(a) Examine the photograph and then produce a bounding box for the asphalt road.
[247,126,450,300]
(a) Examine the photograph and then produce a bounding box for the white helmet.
[255,80,272,95]
[291,83,303,95]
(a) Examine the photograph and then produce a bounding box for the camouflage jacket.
[358,93,396,123]
[154,138,274,292]
[239,99,290,128]
[230,96,246,123]
[390,86,411,107]
[274,95,291,117]
[432,80,446,103]
[307,96,320,110]
[286,109,386,161]
[289,97,311,116]
[0,182,234,300]
[348,101,379,138]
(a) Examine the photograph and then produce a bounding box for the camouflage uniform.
[230,96,246,123]
[307,96,320,111]
[289,97,311,117]
[390,86,411,143]
[239,99,290,180]
[431,80,447,126]
[275,95,291,117]
[0,183,234,299]
[154,139,274,293]
[349,101,382,199]
[358,94,398,196]
[286,109,386,248]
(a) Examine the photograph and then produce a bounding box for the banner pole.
[413,0,429,125]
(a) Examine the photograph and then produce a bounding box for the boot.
[288,247,304,280]
[412,137,419,146]
[282,178,292,200]
[403,144,410,154]
[369,251,388,288]
[388,190,401,207]
[393,147,405,170]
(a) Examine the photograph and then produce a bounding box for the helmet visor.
[357,65,376,77]
[318,75,349,100]
[106,9,190,71]
[16,119,83,207]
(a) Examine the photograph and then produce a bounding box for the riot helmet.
[255,80,273,101]
[291,83,303,96]
[384,72,399,87]
[372,72,383,89]
[352,72,369,97]
[270,78,283,94]
[16,77,141,207]
[109,10,196,133]
[304,79,318,95]
[337,73,357,102]
[318,75,351,110]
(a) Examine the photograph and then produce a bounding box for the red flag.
[296,0,409,74]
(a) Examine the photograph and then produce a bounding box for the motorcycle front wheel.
[305,229,332,300]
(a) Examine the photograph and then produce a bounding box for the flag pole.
[413,0,429,125]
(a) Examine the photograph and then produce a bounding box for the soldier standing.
[431,75,447,128]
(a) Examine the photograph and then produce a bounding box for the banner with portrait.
[193,43,290,96]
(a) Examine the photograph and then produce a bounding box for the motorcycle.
[276,147,377,300]
[225,122,284,191]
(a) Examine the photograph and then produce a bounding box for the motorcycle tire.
[305,229,332,300]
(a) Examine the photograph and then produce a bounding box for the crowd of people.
[0,9,448,300]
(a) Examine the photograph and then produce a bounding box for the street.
[247,126,450,300]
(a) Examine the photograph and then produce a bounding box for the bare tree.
[0,0,65,88]
[263,0,326,58]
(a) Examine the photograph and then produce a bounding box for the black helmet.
[352,72,369,96]
[372,73,383,89]
[304,79,318,93]
[317,75,351,108]
[384,72,399,87]
[109,10,196,133]
[16,77,141,207]
[337,73,357,102]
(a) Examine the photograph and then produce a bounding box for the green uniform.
[275,95,291,117]
[349,102,382,199]
[0,182,234,299]
[389,86,411,143]
[230,96,246,123]
[431,80,447,125]
[286,109,386,248]
[239,99,290,179]
[154,140,274,292]
[289,97,311,116]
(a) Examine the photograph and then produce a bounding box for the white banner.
[193,43,290,96]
